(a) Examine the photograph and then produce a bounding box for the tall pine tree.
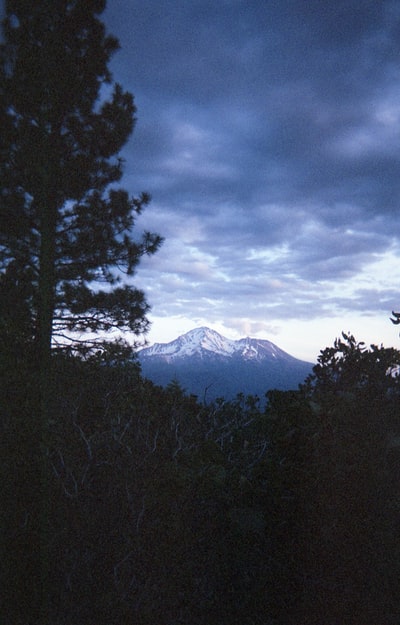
[0,5,162,621]
[0,0,162,364]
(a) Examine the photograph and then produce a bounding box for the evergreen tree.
[0,4,162,622]
[0,0,162,363]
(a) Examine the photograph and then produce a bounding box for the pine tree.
[0,4,162,622]
[0,0,162,364]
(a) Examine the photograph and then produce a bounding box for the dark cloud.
[104,0,400,358]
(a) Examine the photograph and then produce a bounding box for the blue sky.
[103,0,400,361]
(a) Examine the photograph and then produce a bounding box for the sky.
[103,0,400,362]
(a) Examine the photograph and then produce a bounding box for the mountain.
[138,327,313,401]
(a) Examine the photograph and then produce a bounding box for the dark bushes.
[2,335,400,624]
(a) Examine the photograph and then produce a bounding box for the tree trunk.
[36,185,57,625]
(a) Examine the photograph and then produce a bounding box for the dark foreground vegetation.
[2,333,400,625]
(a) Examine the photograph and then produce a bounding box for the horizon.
[140,321,399,364]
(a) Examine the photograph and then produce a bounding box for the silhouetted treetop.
[0,0,163,356]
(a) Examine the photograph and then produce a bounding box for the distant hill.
[138,327,313,402]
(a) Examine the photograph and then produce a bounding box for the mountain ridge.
[138,327,313,401]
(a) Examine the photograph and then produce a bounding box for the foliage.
[0,4,162,623]
[0,352,273,624]
[275,333,400,624]
[0,0,162,356]
[2,332,400,623]
[303,331,400,399]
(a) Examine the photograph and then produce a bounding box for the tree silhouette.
[0,4,162,622]
[0,0,162,364]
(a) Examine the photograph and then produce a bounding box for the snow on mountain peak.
[139,327,292,362]
[141,327,236,359]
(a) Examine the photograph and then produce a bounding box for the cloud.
[104,0,400,358]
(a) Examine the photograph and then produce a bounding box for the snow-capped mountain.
[140,326,300,362]
[138,327,313,401]
[139,327,237,359]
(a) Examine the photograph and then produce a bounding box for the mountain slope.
[138,327,313,401]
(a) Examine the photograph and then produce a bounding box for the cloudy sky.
[104,0,400,361]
